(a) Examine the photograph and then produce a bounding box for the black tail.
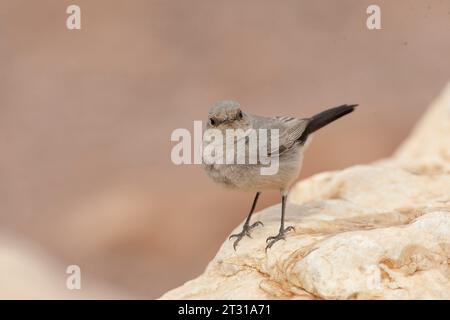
[299,104,357,142]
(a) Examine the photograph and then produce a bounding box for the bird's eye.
[209,118,216,126]
[237,110,243,119]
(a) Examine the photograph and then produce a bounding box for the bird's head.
[207,100,250,130]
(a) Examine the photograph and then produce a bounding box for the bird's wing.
[274,116,309,155]
[252,115,309,156]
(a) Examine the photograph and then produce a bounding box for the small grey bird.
[203,101,356,250]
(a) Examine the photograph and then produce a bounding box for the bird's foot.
[265,226,295,251]
[229,221,264,250]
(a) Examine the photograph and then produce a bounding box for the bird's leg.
[229,192,264,250]
[266,193,295,251]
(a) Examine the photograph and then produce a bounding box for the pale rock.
[161,84,450,300]
[0,233,127,299]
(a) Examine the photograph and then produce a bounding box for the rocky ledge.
[161,84,450,299]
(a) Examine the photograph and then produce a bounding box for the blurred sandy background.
[0,0,449,298]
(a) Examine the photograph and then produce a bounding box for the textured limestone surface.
[161,84,450,299]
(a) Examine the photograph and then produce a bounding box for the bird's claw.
[265,226,295,251]
[229,221,264,250]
